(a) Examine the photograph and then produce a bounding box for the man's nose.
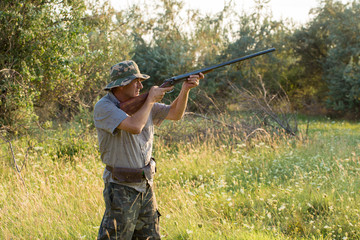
[138,81,143,89]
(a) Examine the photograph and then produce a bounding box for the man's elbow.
[128,128,142,134]
[117,122,144,134]
[127,124,146,134]
[175,114,184,121]
[168,114,184,121]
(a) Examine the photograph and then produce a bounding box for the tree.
[320,0,360,113]
[289,0,360,116]
[1,0,90,122]
[0,0,135,128]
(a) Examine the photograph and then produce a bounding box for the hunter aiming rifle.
[120,48,276,115]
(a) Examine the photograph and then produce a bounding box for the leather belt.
[106,165,148,183]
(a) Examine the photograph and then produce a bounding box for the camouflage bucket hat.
[104,60,150,90]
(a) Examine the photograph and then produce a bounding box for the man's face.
[121,78,143,99]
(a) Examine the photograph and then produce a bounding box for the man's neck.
[111,89,130,103]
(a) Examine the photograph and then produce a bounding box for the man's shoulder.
[93,93,128,130]
[94,94,113,109]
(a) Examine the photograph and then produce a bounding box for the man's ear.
[112,86,123,94]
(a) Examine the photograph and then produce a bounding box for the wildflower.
[187,191,195,196]
[237,143,246,148]
[278,205,286,211]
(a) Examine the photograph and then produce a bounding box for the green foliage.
[1,0,88,108]
[0,0,134,125]
[319,0,360,113]
[1,0,85,123]
[42,123,90,162]
[289,0,360,115]
[327,56,360,112]
[0,69,38,133]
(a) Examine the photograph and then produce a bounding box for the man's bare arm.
[166,73,204,120]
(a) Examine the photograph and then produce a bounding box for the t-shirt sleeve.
[94,99,128,135]
[152,103,170,126]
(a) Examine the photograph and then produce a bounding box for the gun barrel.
[162,48,275,87]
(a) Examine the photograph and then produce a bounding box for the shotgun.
[120,48,275,115]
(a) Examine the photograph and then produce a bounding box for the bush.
[0,69,38,133]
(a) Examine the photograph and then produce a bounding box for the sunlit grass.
[1,115,359,239]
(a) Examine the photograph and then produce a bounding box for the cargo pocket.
[102,183,119,230]
[102,183,127,230]
[133,209,161,239]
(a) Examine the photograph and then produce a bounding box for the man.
[94,60,203,240]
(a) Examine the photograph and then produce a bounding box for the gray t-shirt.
[94,92,170,192]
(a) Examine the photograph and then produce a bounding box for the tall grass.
[1,115,359,239]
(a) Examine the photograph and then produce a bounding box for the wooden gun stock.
[119,92,149,115]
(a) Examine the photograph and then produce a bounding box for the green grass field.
[1,115,359,239]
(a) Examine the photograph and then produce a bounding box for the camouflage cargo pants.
[97,182,161,240]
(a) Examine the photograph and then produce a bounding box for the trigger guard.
[166,88,174,94]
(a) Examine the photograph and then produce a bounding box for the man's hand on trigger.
[148,86,174,103]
